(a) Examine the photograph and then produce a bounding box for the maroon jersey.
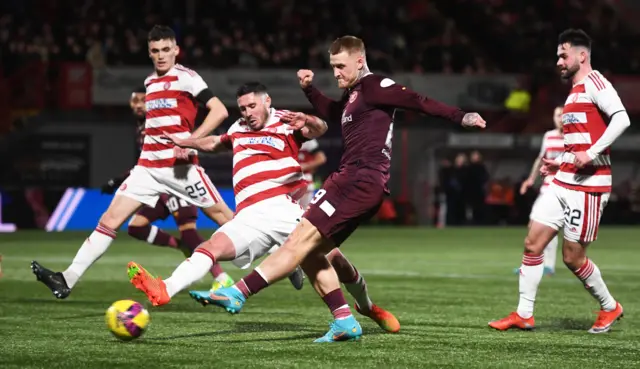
[302,73,466,246]
[304,74,466,187]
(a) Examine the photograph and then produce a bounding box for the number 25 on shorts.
[185,181,207,199]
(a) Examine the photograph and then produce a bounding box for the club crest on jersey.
[163,81,172,90]
[349,91,358,103]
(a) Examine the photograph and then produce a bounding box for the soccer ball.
[105,300,150,341]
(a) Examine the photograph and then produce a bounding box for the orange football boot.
[588,302,623,334]
[355,303,400,333]
[127,261,170,306]
[488,312,535,331]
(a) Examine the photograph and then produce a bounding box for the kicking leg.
[127,231,237,306]
[32,194,142,298]
[326,249,400,333]
[268,244,305,290]
[173,204,234,290]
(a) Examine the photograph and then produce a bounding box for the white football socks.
[164,252,213,298]
[344,273,373,313]
[516,253,545,319]
[573,258,617,311]
[62,225,116,289]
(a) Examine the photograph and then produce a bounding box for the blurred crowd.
[436,150,640,227]
[2,0,636,77]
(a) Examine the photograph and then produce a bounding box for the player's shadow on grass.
[2,298,114,306]
[145,321,387,343]
[544,317,594,331]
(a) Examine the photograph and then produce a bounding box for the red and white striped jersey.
[539,129,564,188]
[554,70,625,193]
[298,139,320,183]
[220,108,307,213]
[138,64,208,168]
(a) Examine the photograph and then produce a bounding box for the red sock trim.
[96,223,117,238]
[574,259,594,281]
[522,252,544,266]
[194,248,216,264]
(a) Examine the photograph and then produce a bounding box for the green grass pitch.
[1,227,640,368]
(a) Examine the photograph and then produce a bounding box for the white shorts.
[530,182,609,243]
[216,195,304,269]
[116,165,223,208]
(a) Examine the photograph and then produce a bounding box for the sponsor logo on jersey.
[145,98,178,111]
[341,113,353,125]
[235,136,285,151]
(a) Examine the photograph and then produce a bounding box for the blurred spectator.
[466,150,489,225]
[445,153,468,226]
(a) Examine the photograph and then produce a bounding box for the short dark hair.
[148,25,176,42]
[329,35,365,55]
[236,82,268,98]
[132,86,146,94]
[558,29,591,50]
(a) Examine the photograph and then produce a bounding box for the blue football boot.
[314,315,363,343]
[189,287,246,314]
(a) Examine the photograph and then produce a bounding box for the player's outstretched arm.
[298,69,343,122]
[281,111,328,139]
[191,96,229,139]
[162,132,227,152]
[362,77,486,128]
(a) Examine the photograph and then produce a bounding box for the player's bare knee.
[99,211,123,231]
[523,235,545,255]
[197,232,235,261]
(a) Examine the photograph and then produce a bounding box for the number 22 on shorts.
[311,189,335,217]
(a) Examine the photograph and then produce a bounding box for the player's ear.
[174,45,180,57]
[264,94,272,108]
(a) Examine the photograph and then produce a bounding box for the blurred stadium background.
[2,0,640,231]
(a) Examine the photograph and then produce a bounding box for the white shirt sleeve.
[586,76,630,157]
[188,73,208,97]
[590,82,625,118]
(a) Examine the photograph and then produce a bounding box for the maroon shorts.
[136,194,198,226]
[304,167,386,246]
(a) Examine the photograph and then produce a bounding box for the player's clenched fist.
[297,69,314,88]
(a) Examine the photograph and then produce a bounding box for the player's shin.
[164,249,215,298]
[517,252,545,319]
[62,223,116,288]
[129,225,179,247]
[327,249,373,312]
[564,246,617,311]
[302,250,352,320]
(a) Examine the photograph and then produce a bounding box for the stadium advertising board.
[92,68,519,110]
[44,188,236,232]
